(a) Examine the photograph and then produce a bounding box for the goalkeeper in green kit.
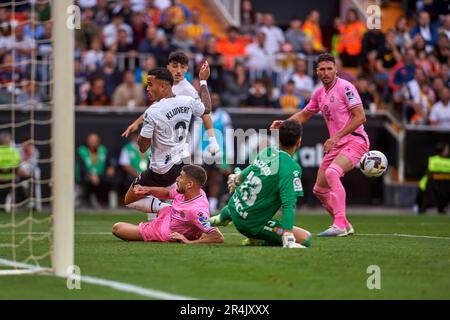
[210,120,312,249]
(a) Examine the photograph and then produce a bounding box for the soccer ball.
[359,151,388,178]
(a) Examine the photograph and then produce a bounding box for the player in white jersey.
[122,51,220,155]
[123,67,209,209]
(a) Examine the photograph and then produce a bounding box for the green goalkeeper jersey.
[229,146,304,234]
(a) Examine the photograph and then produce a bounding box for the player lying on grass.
[112,164,224,244]
[271,53,369,237]
[210,120,312,248]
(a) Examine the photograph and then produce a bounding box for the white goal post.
[51,0,74,277]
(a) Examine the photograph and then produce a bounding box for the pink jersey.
[306,77,368,145]
[139,188,215,242]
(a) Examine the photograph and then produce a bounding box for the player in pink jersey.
[271,53,369,237]
[112,165,224,244]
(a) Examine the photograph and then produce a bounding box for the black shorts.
[133,164,183,188]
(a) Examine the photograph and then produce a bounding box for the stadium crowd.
[0,0,449,126]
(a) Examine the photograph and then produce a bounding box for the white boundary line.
[1,231,450,240]
[0,258,196,300]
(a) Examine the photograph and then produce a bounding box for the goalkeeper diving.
[210,120,312,248]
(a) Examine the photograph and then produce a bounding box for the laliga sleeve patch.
[345,89,356,103]
[293,177,303,192]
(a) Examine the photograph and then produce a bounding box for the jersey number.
[241,171,262,206]
[174,121,188,143]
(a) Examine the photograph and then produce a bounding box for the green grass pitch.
[0,212,449,299]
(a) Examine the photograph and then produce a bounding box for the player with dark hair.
[271,53,369,237]
[122,51,219,157]
[123,67,209,216]
[211,120,312,249]
[112,164,224,244]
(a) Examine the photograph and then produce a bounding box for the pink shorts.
[320,137,369,171]
[139,206,172,242]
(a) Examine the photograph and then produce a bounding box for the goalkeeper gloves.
[227,168,242,194]
[207,137,220,155]
[282,232,305,249]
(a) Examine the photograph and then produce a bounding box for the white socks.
[126,196,170,221]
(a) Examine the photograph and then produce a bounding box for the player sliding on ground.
[210,120,312,249]
[271,53,370,237]
[112,165,224,244]
[123,67,210,220]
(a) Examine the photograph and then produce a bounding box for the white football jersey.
[172,78,200,100]
[140,95,205,173]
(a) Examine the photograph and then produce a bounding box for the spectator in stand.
[201,37,225,93]
[90,51,123,97]
[112,0,134,25]
[260,13,285,55]
[394,16,412,52]
[361,27,385,62]
[118,132,150,197]
[23,11,45,40]
[159,7,176,39]
[144,0,161,27]
[429,87,450,128]
[138,25,170,59]
[244,78,272,107]
[130,11,147,47]
[245,31,274,81]
[184,7,210,41]
[13,24,36,65]
[375,29,402,102]
[75,59,89,105]
[410,11,439,53]
[240,0,256,36]
[403,68,435,124]
[389,47,417,92]
[221,61,250,107]
[285,16,308,53]
[170,25,194,54]
[135,54,157,91]
[81,77,111,107]
[0,53,24,86]
[336,8,366,67]
[335,57,356,83]
[434,33,450,64]
[15,80,42,107]
[439,14,450,39]
[94,0,112,27]
[83,38,104,73]
[166,0,189,26]
[76,133,116,208]
[34,0,51,22]
[355,76,375,111]
[75,7,100,50]
[102,13,133,49]
[112,70,145,108]
[114,28,138,54]
[216,26,248,70]
[275,80,304,111]
[302,10,324,52]
[288,56,314,102]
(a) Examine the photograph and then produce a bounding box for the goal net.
[0,0,74,276]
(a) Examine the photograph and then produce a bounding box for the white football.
[359,150,388,178]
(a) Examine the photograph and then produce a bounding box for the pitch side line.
[1,231,450,240]
[0,258,196,300]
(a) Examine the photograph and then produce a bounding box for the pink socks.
[313,184,333,217]
[324,163,348,229]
